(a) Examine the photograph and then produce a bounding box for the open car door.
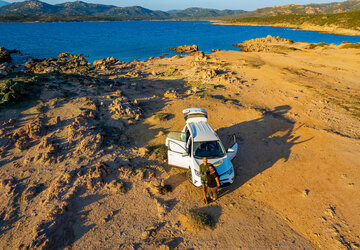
[166,132,190,169]
[227,135,238,161]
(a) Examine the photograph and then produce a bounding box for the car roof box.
[182,108,208,122]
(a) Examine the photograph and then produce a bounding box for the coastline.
[210,20,360,37]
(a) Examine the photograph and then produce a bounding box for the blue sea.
[1,20,360,63]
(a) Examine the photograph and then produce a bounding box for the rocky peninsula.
[0,36,359,249]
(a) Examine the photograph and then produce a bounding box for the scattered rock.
[163,89,177,99]
[93,57,123,70]
[170,45,198,53]
[26,116,46,139]
[109,96,142,121]
[191,51,207,62]
[0,47,11,63]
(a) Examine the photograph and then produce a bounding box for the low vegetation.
[0,79,40,106]
[225,10,360,31]
[152,113,171,121]
[180,209,214,232]
[146,144,168,161]
[305,42,328,49]
[341,43,360,49]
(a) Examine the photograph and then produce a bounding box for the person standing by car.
[207,165,221,201]
[200,157,222,204]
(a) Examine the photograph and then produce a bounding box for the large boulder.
[0,47,11,63]
[170,45,198,53]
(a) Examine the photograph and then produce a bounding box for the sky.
[5,0,347,11]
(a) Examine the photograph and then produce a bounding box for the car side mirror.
[227,148,235,153]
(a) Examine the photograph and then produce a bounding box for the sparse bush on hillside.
[0,79,29,104]
[152,113,171,121]
[166,67,177,76]
[226,10,360,31]
[180,209,215,231]
[146,144,168,161]
[341,43,360,49]
[306,42,328,49]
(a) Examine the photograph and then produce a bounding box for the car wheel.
[186,168,192,183]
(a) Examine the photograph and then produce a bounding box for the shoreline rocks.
[24,53,91,74]
[170,45,198,53]
[0,47,11,64]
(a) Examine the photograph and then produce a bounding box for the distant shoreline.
[210,20,360,37]
[2,18,358,37]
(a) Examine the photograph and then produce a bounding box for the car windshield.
[193,140,225,158]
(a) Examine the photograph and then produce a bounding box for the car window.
[193,140,225,158]
[168,131,186,142]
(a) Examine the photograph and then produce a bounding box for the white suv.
[165,108,237,187]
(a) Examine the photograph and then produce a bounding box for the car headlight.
[225,168,233,175]
[194,169,200,176]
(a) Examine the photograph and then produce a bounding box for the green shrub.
[0,80,30,104]
[109,180,128,194]
[288,47,299,51]
[187,209,214,230]
[146,144,168,161]
[341,43,360,49]
[166,67,177,76]
[152,113,171,121]
[306,43,317,49]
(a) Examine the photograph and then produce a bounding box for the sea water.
[1,20,360,63]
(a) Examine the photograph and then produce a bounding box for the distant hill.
[56,1,115,16]
[169,7,247,18]
[0,1,9,7]
[101,6,170,18]
[1,0,359,22]
[225,10,360,33]
[0,0,62,15]
[232,0,360,18]
[0,0,245,19]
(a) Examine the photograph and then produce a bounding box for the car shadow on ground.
[216,105,313,198]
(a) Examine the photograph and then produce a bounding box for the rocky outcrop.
[0,47,11,63]
[92,57,123,70]
[233,35,294,52]
[170,45,198,53]
[109,96,142,121]
[0,63,10,78]
[24,53,91,74]
[191,51,207,63]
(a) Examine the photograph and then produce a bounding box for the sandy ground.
[0,39,359,249]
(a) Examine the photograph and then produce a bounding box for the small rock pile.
[0,47,11,63]
[109,96,142,121]
[170,44,198,53]
[93,57,124,70]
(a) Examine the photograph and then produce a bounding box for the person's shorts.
[201,179,208,186]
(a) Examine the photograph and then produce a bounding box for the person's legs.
[212,187,218,200]
[202,186,208,203]
[208,187,218,200]
[202,180,208,204]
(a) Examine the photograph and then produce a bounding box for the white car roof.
[183,108,208,122]
[188,121,218,142]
